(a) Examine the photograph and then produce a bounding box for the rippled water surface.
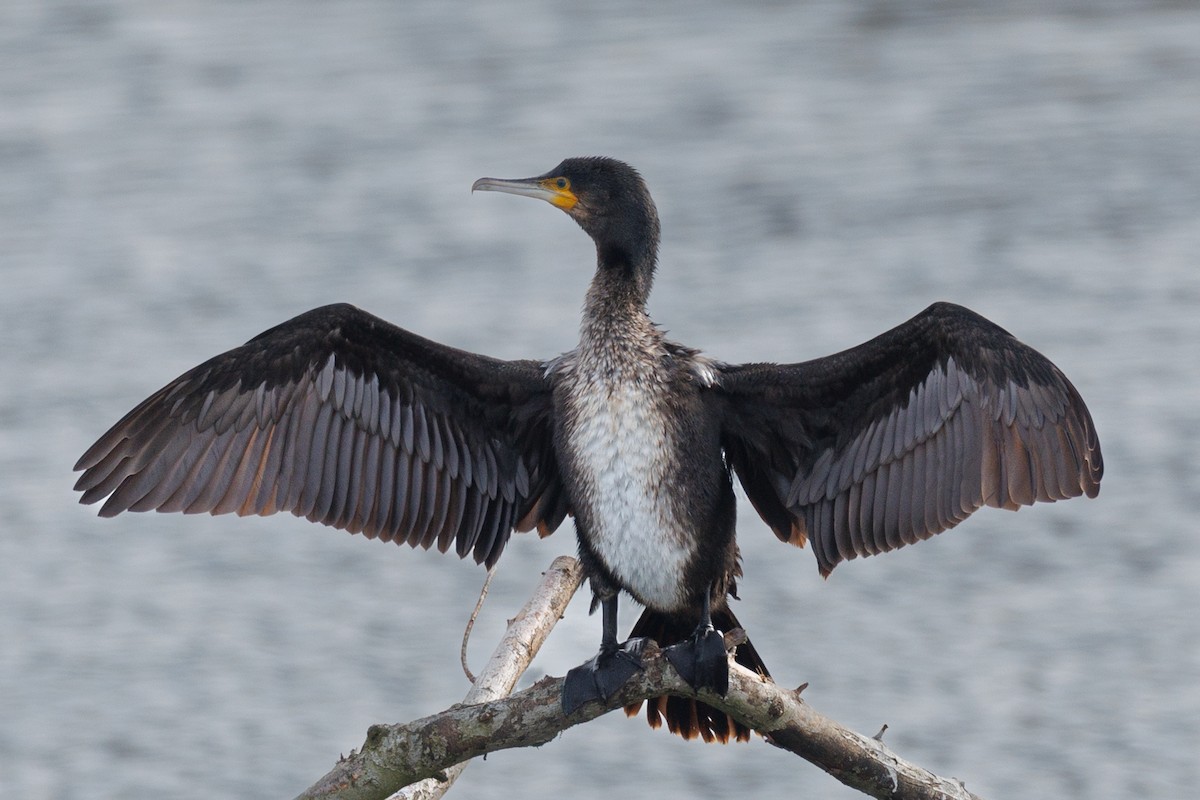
[2,2,1198,798]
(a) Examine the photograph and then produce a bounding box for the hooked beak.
[471,175,578,210]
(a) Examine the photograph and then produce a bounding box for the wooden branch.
[295,557,984,800]
[386,556,583,800]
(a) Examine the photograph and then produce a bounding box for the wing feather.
[141,430,221,513]
[199,424,260,515]
[75,303,563,568]
[720,302,1102,575]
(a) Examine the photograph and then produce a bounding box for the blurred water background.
[2,1,1198,798]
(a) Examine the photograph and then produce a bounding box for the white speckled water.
[2,2,1198,798]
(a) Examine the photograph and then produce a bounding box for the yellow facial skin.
[542,177,577,210]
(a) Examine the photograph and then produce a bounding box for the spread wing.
[719,302,1102,575]
[74,303,568,567]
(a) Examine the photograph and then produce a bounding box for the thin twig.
[459,565,497,684]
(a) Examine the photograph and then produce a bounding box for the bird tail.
[623,605,769,743]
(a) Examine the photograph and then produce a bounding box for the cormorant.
[74,157,1103,743]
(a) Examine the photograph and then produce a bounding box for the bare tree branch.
[386,556,583,800]
[295,557,983,800]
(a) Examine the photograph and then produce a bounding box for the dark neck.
[573,171,661,342]
[586,204,659,305]
[583,237,657,330]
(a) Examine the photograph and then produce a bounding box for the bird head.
[473,157,660,282]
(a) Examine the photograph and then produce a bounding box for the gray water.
[2,2,1198,798]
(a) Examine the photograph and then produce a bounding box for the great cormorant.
[75,157,1103,743]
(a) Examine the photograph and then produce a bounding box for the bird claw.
[664,625,729,695]
[562,637,648,714]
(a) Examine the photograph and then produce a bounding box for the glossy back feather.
[74,304,564,567]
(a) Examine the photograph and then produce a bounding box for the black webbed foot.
[562,637,648,714]
[664,624,730,696]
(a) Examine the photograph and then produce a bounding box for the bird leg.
[663,587,729,696]
[562,595,646,714]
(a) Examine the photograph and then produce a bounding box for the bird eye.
[556,177,569,190]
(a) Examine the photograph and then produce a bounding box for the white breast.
[566,368,693,612]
